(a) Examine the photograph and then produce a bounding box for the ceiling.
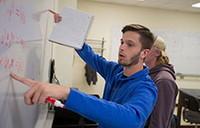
[93,0,200,13]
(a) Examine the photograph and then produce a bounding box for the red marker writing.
[46,97,64,108]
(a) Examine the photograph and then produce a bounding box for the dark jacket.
[85,64,97,85]
[147,64,178,128]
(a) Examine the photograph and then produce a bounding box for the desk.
[177,88,200,127]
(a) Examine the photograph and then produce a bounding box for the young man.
[11,24,157,128]
[144,36,178,128]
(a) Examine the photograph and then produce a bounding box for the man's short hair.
[121,24,154,50]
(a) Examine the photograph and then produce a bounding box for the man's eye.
[127,43,133,47]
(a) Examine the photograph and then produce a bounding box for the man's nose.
[120,43,126,51]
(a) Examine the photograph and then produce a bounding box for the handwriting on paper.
[0,57,24,72]
[0,30,25,48]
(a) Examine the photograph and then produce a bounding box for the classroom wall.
[72,0,200,96]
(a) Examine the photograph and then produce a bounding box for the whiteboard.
[110,26,200,75]
[0,0,51,128]
[0,1,42,42]
[153,30,200,75]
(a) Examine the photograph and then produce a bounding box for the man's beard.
[118,51,141,67]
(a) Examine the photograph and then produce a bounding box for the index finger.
[10,73,37,87]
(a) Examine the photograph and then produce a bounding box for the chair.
[182,97,200,128]
[177,89,200,128]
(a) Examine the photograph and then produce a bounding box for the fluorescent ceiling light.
[192,2,200,8]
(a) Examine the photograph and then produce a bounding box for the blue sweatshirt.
[65,44,157,128]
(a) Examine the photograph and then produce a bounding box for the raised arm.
[76,43,118,79]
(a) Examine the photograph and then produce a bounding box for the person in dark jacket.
[144,36,178,128]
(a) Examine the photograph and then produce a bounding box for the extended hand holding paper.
[48,9,62,23]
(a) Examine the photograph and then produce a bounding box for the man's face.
[118,31,143,67]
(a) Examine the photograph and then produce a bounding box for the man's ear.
[141,49,150,59]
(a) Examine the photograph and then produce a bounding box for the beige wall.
[54,0,200,97]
